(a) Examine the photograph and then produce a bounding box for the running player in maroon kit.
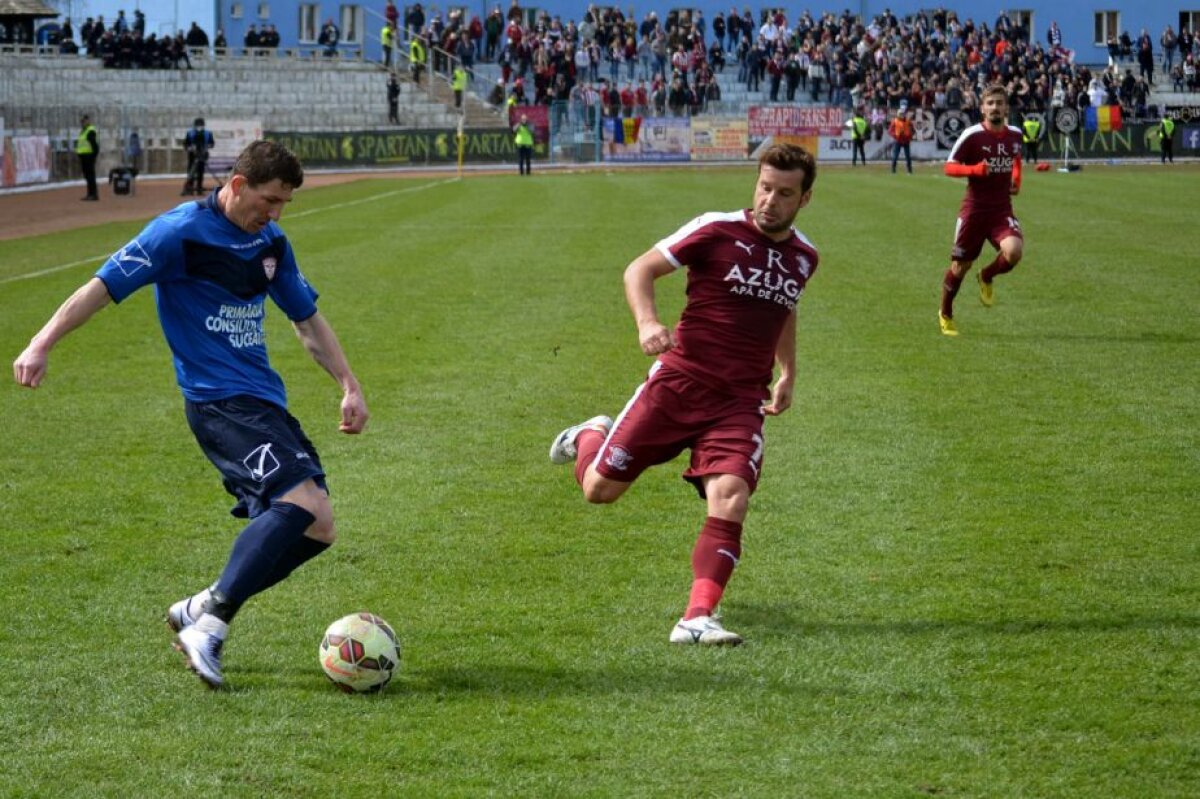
[939,84,1025,336]
[549,143,819,645]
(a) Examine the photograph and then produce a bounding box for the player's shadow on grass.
[402,660,847,699]
[235,660,849,699]
[731,601,1200,638]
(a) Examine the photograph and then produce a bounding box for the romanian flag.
[611,117,641,144]
[1084,105,1123,132]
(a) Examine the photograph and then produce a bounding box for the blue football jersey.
[96,194,318,407]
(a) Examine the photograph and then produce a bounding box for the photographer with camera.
[182,117,215,196]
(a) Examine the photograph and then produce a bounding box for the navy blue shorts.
[185,395,327,519]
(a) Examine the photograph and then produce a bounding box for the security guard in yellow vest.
[1022,115,1042,164]
[409,36,426,84]
[849,108,869,166]
[1158,116,1175,164]
[452,64,468,109]
[513,113,534,175]
[76,114,100,201]
[381,22,396,68]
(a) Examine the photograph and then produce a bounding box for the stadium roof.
[0,0,58,16]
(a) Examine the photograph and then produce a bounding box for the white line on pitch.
[0,178,459,286]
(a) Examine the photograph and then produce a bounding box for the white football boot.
[669,615,744,646]
[549,415,613,465]
[174,615,228,689]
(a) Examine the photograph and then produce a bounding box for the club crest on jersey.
[243,443,280,482]
[604,446,633,471]
[113,240,153,277]
[262,256,277,281]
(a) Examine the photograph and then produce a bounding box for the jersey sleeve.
[946,129,974,163]
[266,235,319,321]
[654,212,724,269]
[94,216,182,303]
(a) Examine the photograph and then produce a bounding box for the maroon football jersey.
[654,210,819,399]
[947,123,1024,212]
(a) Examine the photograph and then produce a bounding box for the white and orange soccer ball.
[318,612,400,693]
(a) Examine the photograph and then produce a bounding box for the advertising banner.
[4,135,51,186]
[818,135,938,162]
[603,117,690,162]
[639,117,691,161]
[207,119,263,172]
[690,118,749,161]
[1040,123,1162,158]
[748,105,844,156]
[1163,104,1200,123]
[748,106,845,137]
[264,128,532,166]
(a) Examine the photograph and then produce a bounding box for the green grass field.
[1,164,1197,798]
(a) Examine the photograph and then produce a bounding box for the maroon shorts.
[951,207,1023,262]
[592,362,767,497]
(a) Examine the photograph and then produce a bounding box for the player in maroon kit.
[939,84,1025,336]
[549,143,819,646]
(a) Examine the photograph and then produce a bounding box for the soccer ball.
[318,612,400,693]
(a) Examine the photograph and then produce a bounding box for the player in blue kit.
[13,141,369,689]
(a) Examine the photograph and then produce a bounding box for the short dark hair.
[231,140,304,189]
[758,143,816,194]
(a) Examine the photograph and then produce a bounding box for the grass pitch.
[1,164,1197,798]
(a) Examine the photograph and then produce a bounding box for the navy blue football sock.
[256,535,331,593]
[213,502,316,615]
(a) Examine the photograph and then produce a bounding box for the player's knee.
[704,478,751,521]
[279,480,336,543]
[309,513,336,544]
[710,492,749,521]
[303,499,336,543]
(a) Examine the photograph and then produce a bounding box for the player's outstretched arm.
[1010,156,1022,195]
[291,311,369,434]
[763,310,797,416]
[13,278,112,389]
[623,248,676,356]
[944,161,988,178]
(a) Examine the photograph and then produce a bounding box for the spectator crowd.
[52,10,225,70]
[404,2,1199,124]
[37,3,1200,123]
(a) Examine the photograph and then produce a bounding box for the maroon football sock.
[941,268,964,318]
[684,516,743,620]
[573,428,605,487]
[980,254,1013,283]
